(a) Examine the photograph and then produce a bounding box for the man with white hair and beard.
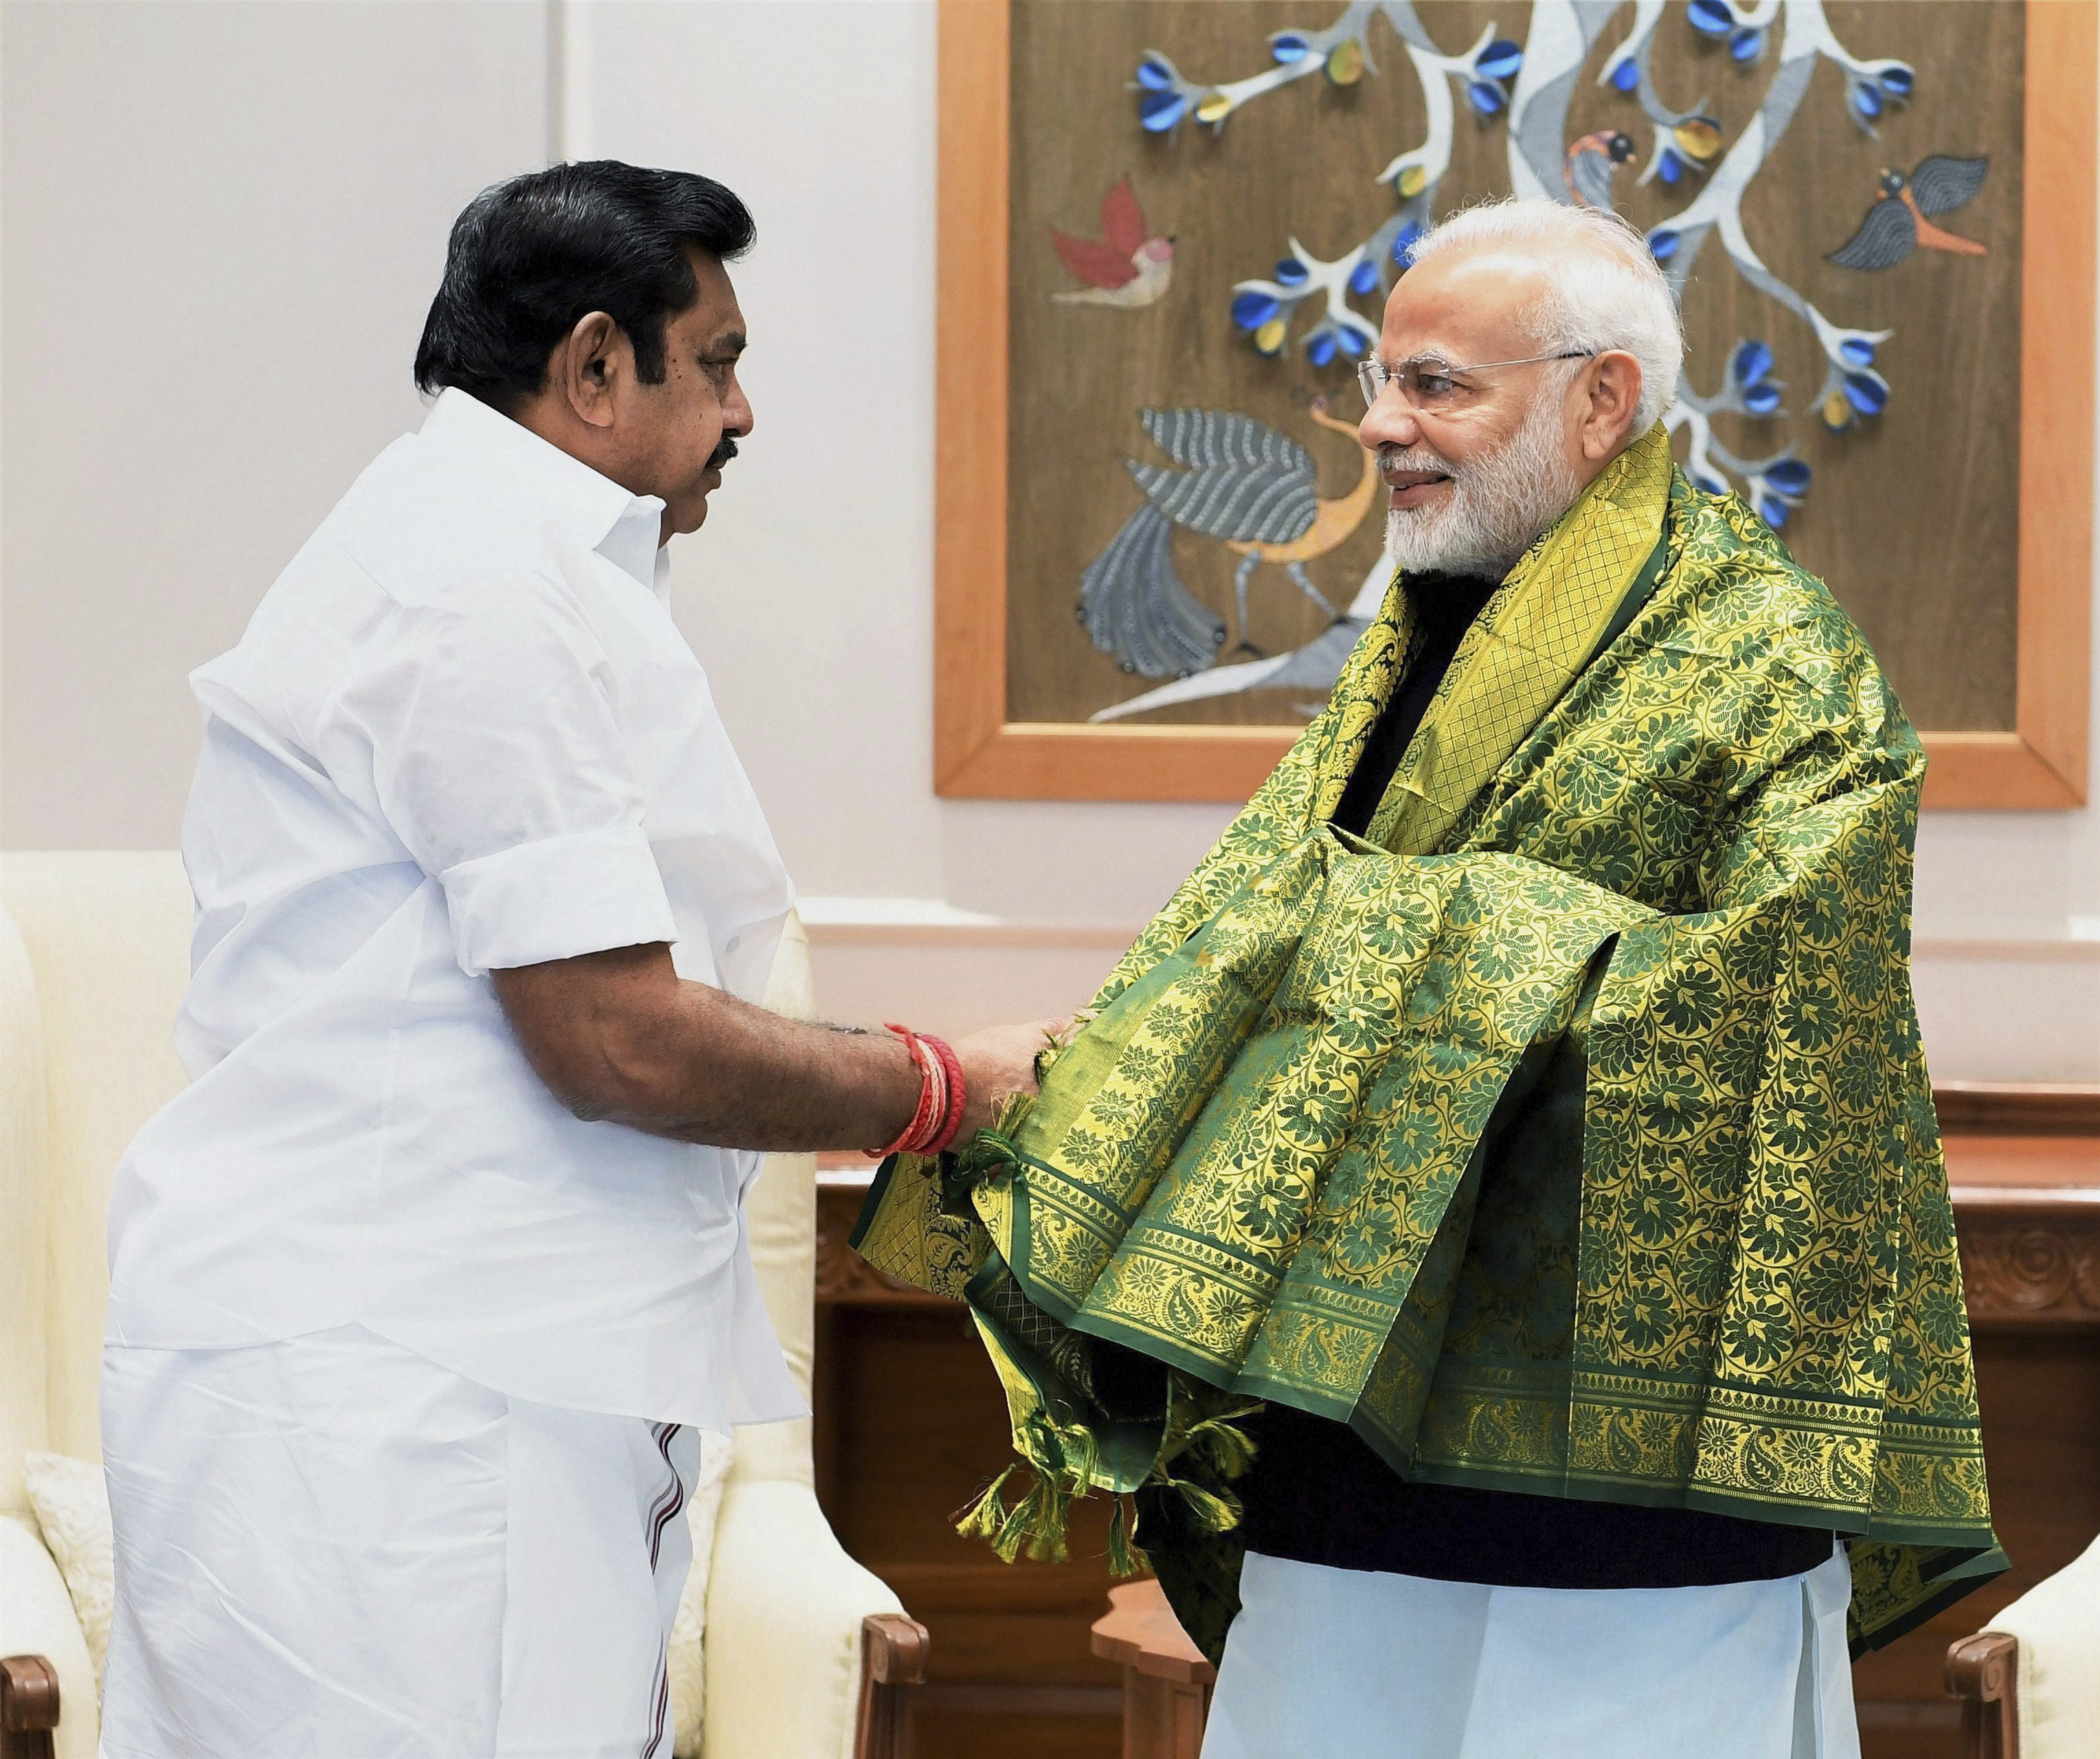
[856,194,2000,1758]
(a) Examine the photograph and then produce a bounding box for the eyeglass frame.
[1356,349,1594,414]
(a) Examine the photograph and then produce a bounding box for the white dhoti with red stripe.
[99,1324,700,1759]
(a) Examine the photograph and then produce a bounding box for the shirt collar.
[418,388,667,590]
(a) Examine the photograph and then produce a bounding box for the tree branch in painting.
[1091,0,1937,716]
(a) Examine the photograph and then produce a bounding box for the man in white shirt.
[99,160,1052,1759]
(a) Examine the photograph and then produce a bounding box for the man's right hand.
[951,1015,1076,1142]
[493,939,1083,1155]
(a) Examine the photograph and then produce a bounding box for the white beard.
[1382,391,1584,582]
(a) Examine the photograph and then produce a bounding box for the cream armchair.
[1947,1534,2100,1759]
[0,851,923,1759]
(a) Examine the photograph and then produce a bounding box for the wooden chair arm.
[1945,1631,2020,1759]
[1091,1580,1216,1686]
[0,1655,59,1759]
[854,1611,929,1759]
[1092,1582,1213,1759]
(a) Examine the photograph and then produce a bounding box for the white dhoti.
[1201,1547,1860,1759]
[99,1325,700,1759]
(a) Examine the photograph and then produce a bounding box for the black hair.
[414,160,754,411]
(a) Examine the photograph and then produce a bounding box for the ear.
[550,311,625,431]
[1574,349,1644,461]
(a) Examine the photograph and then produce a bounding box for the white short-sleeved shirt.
[106,388,804,1431]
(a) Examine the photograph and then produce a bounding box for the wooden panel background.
[939,0,2092,803]
[1007,0,2024,731]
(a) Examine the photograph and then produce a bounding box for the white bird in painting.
[1050,177,1175,310]
[1092,552,1392,724]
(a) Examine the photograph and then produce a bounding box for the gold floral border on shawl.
[856,425,2002,1660]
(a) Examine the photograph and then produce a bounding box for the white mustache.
[1377,444,1458,478]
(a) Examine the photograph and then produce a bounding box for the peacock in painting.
[1079,397,1379,677]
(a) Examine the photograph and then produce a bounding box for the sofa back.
[0,904,52,1514]
[0,851,820,1507]
[1,852,192,1496]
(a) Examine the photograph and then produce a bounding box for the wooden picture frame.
[934,0,2095,807]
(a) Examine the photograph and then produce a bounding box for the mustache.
[1377,441,1456,478]
[707,435,740,471]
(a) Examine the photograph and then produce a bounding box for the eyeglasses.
[1357,350,1593,413]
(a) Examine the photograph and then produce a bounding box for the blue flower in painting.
[1610,56,1640,93]
[1846,63,1910,135]
[1731,339,1782,416]
[1348,258,1381,296]
[1270,32,1310,65]
[1729,27,1764,63]
[1475,39,1523,80]
[1752,454,1813,525]
[1139,90,1186,133]
[1232,292,1281,332]
[1843,372,1888,416]
[1656,148,1684,186]
[1274,256,1309,287]
[1648,228,1680,264]
[1467,80,1504,117]
[1688,0,1734,38]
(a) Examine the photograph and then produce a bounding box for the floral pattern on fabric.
[855,436,1998,1661]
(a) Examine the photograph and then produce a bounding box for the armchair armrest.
[1945,1631,2020,1759]
[704,1479,927,1759]
[2,1656,58,1759]
[0,1519,92,1759]
[856,1613,929,1759]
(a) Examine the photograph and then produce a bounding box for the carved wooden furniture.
[816,1086,2100,1759]
[1945,1632,2021,1759]
[1088,1582,1212,1759]
[859,1615,934,1759]
[0,1657,58,1759]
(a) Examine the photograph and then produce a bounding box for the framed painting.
[934,0,2094,806]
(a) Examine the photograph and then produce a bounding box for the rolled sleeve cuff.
[440,825,679,976]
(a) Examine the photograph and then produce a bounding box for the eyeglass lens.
[1357,359,1457,412]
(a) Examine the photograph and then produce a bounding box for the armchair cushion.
[0,1512,98,1759]
[703,1479,904,1759]
[1989,1530,2100,1758]
[668,1427,735,1758]
[19,1453,111,1685]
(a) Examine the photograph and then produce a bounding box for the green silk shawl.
[854,426,2002,1659]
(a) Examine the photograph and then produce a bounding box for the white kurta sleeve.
[328,572,680,975]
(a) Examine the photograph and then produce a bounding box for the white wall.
[3,0,2095,1079]
[1,0,552,846]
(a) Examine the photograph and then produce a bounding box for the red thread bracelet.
[921,1033,967,1156]
[866,1027,938,1159]
[866,1024,970,1160]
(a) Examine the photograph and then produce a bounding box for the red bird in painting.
[1050,177,1175,309]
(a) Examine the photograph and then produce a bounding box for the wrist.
[863,1024,966,1158]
